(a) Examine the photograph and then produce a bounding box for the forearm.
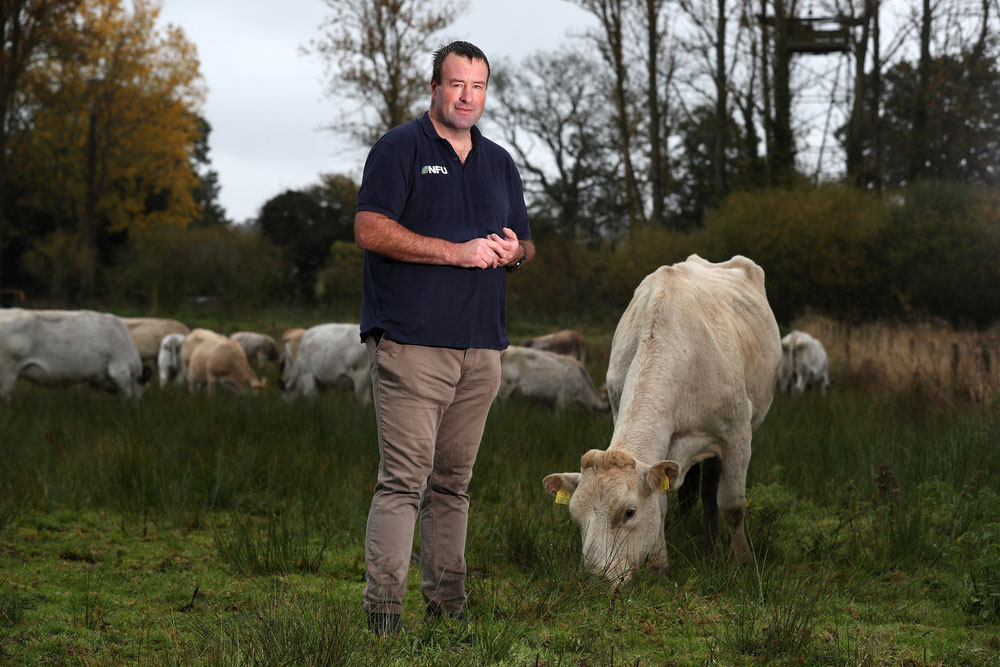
[355,211,457,265]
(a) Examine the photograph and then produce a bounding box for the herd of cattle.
[0,291,829,411]
[0,308,620,408]
[0,254,835,583]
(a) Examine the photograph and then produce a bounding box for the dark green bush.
[695,184,889,324]
[109,223,287,312]
[512,182,998,329]
[89,181,999,330]
[316,241,364,312]
[880,181,1000,327]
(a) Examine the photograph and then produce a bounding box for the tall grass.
[797,314,1000,406]
[0,379,997,663]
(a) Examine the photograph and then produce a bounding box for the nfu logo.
[421,165,449,175]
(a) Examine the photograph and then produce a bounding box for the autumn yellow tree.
[17,0,204,299]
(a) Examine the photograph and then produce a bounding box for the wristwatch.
[507,246,527,272]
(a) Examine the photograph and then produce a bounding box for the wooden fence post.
[951,343,960,387]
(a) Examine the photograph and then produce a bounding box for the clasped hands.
[458,227,522,270]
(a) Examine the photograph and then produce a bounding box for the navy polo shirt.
[356,112,530,350]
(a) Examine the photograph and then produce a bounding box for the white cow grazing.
[543,255,781,583]
[0,308,151,404]
[499,345,608,411]
[121,317,190,362]
[281,323,370,404]
[230,331,280,368]
[181,328,266,394]
[157,333,186,386]
[778,330,830,395]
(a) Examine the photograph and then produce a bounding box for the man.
[354,41,534,637]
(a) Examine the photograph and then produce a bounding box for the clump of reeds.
[794,314,1000,407]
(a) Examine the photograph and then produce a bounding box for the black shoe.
[368,611,402,637]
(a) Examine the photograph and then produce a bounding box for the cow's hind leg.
[677,461,700,516]
[700,457,721,555]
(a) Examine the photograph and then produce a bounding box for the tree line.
[313,0,999,236]
[2,0,998,328]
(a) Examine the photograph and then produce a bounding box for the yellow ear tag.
[660,476,670,492]
[555,490,571,505]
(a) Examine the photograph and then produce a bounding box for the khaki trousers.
[362,337,501,615]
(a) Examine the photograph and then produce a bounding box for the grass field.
[1,357,998,664]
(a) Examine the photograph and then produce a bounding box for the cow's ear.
[646,460,681,494]
[543,473,581,502]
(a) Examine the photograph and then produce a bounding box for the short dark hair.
[431,41,490,85]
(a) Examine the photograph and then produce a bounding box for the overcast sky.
[157,1,596,223]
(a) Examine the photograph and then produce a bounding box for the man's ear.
[543,472,582,496]
[645,460,681,494]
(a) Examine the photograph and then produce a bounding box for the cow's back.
[522,329,586,363]
[21,309,138,368]
[607,255,780,442]
[230,331,279,364]
[122,317,190,361]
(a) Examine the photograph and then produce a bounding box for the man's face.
[430,53,488,132]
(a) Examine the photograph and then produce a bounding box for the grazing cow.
[0,308,151,404]
[157,333,186,386]
[543,255,781,583]
[281,323,370,404]
[521,329,586,363]
[121,317,190,362]
[181,328,265,394]
[778,330,830,395]
[230,331,280,368]
[499,345,608,412]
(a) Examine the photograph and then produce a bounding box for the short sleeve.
[355,136,413,221]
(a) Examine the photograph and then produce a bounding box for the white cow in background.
[281,323,370,404]
[543,255,781,583]
[499,345,608,411]
[778,330,830,395]
[0,308,151,404]
[157,333,186,386]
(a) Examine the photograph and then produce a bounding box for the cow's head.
[126,364,154,401]
[544,449,680,584]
